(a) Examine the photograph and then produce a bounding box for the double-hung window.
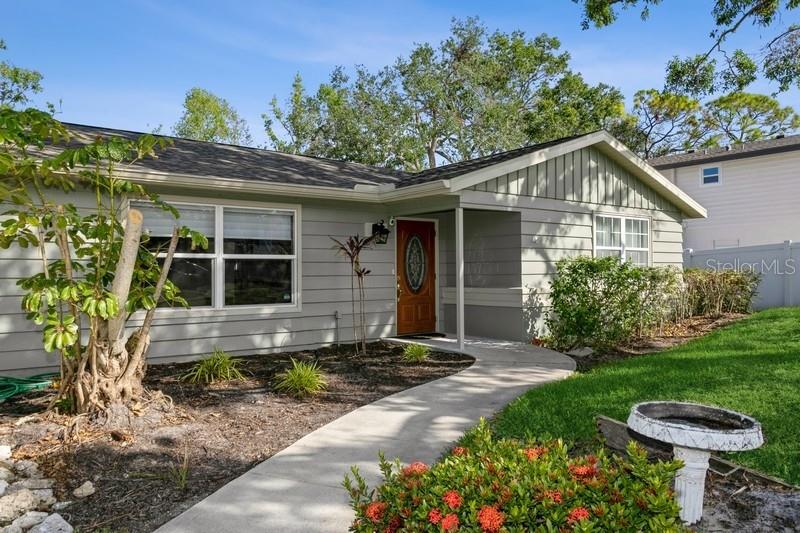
[595,215,650,266]
[132,201,298,309]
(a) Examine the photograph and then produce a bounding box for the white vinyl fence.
[684,240,798,309]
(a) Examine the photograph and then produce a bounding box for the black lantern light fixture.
[371,220,391,244]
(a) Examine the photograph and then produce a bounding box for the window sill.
[129,302,303,322]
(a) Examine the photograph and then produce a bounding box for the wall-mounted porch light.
[371,220,391,244]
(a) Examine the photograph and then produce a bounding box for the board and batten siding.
[659,150,800,250]
[456,146,685,338]
[0,190,396,374]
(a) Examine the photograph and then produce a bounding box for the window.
[132,201,298,309]
[595,215,650,266]
[701,166,720,185]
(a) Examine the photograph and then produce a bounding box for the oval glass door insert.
[404,234,426,293]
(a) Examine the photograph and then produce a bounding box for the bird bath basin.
[628,401,764,524]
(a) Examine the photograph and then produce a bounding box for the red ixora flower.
[477,506,505,533]
[524,446,547,460]
[569,463,598,480]
[452,446,468,457]
[428,508,443,525]
[567,506,591,524]
[543,489,562,503]
[401,461,429,476]
[441,513,460,532]
[365,501,388,524]
[443,490,463,509]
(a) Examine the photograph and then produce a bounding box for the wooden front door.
[396,219,437,335]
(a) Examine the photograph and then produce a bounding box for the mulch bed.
[0,342,473,532]
[574,313,747,372]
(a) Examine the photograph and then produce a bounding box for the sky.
[3,0,798,146]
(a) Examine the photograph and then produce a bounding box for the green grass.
[493,308,800,485]
[402,343,431,363]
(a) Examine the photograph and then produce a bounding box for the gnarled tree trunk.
[53,209,180,418]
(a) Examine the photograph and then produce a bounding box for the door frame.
[394,216,440,335]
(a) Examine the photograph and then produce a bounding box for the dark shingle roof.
[648,134,800,169]
[62,124,595,191]
[64,124,407,189]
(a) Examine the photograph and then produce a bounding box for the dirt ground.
[0,342,473,532]
[574,313,747,372]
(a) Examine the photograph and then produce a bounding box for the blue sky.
[4,0,798,146]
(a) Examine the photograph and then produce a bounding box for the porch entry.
[396,219,437,335]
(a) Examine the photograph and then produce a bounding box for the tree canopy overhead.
[173,87,253,146]
[575,0,800,94]
[0,39,44,108]
[265,18,627,170]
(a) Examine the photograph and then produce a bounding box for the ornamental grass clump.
[402,343,431,363]
[344,419,684,532]
[181,347,245,384]
[274,358,327,398]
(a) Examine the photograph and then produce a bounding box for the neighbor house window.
[701,166,720,185]
[132,201,297,309]
[595,215,650,266]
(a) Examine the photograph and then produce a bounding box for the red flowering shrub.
[451,446,467,457]
[344,420,684,532]
[477,505,505,532]
[440,513,459,532]
[442,490,462,509]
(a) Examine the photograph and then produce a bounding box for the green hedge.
[545,257,759,351]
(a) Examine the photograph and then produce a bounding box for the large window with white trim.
[132,201,298,308]
[595,215,650,266]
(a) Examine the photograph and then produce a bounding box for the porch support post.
[455,207,465,351]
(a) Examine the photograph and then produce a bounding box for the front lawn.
[493,307,800,485]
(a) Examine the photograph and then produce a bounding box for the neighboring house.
[0,126,705,373]
[649,135,800,251]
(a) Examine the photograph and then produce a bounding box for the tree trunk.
[57,213,179,419]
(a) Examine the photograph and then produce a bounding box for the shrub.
[402,343,431,363]
[181,348,245,384]
[681,268,760,316]
[274,358,327,397]
[344,420,684,532]
[546,257,681,351]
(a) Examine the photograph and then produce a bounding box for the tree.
[0,108,207,417]
[0,39,44,108]
[627,89,704,158]
[265,18,627,170]
[701,92,800,144]
[173,87,253,145]
[575,0,800,94]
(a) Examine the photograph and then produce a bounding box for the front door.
[396,219,437,335]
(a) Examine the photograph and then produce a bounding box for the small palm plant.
[274,358,328,398]
[402,343,431,363]
[181,347,245,384]
[331,234,375,355]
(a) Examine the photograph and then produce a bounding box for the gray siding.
[455,146,685,339]
[0,189,396,374]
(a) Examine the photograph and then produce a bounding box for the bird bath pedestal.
[627,401,764,525]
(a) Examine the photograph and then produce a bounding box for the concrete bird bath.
[627,401,764,525]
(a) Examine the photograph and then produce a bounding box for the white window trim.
[700,165,721,186]
[593,213,652,267]
[129,197,302,318]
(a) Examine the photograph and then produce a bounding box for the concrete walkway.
[157,337,575,533]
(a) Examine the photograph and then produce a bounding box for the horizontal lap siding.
[0,193,396,373]
[464,146,686,338]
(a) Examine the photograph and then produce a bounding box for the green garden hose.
[0,373,59,403]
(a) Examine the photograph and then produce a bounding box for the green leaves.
[43,312,79,353]
[173,87,253,145]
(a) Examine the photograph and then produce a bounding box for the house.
[649,135,800,251]
[0,126,705,374]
